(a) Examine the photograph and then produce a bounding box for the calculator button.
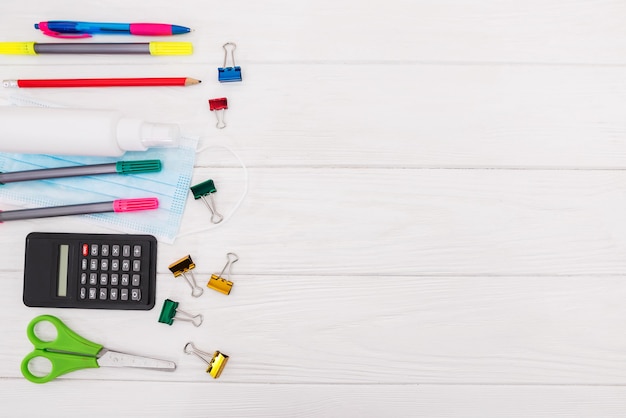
[133,260,141,272]
[90,259,98,270]
[133,245,142,257]
[121,274,130,286]
[112,245,120,256]
[101,245,109,256]
[121,259,130,272]
[89,288,97,299]
[90,244,98,256]
[82,244,89,257]
[132,274,141,287]
[110,274,119,286]
[110,288,118,300]
[131,289,141,301]
[89,273,98,286]
[99,288,107,300]
[122,245,131,257]
[100,259,109,271]
[100,273,108,285]
[81,259,88,270]
[80,288,86,299]
[111,259,120,271]
[120,289,129,301]
[80,273,87,285]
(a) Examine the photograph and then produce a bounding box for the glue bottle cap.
[116,118,180,151]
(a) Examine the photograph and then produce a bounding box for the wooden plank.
[3,168,626,276]
[1,1,625,64]
[3,272,626,384]
[2,381,626,418]
[3,64,625,168]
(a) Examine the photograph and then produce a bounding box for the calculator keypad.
[80,242,146,304]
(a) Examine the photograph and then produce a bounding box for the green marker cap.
[116,159,162,174]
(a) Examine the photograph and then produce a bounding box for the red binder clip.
[208,97,228,129]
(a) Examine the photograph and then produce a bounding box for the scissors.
[21,315,176,383]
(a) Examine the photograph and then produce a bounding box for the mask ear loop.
[176,140,249,237]
[7,92,64,108]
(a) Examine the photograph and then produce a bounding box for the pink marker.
[0,198,158,223]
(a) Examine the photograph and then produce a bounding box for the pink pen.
[34,21,191,38]
[0,198,158,222]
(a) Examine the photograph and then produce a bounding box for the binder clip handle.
[176,308,203,327]
[184,341,205,358]
[222,42,237,68]
[202,193,224,224]
[184,272,204,298]
[218,252,239,280]
[213,110,226,129]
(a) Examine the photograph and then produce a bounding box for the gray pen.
[0,160,161,184]
[0,198,158,222]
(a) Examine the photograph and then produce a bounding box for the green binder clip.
[190,179,223,224]
[158,299,203,327]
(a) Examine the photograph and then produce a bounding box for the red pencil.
[2,77,201,88]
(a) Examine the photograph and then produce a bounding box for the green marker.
[0,159,161,184]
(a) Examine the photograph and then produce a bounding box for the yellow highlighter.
[0,41,192,56]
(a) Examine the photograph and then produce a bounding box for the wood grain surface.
[1,0,626,416]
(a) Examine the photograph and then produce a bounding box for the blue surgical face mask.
[0,137,197,243]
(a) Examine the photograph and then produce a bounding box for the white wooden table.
[2,1,626,416]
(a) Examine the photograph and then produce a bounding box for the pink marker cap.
[113,198,159,212]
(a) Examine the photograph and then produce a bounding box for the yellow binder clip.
[184,342,229,378]
[207,252,238,295]
[168,255,204,297]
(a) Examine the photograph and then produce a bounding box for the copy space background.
[2,1,626,417]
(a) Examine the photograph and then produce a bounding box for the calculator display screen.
[57,244,69,297]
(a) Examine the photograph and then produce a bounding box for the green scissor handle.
[21,315,103,384]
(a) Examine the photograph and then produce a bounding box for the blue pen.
[34,21,191,38]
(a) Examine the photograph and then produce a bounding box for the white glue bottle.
[0,106,180,156]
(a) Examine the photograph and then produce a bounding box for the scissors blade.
[97,349,176,371]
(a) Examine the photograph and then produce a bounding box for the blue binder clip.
[218,42,242,83]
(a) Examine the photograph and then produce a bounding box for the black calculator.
[23,232,157,310]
